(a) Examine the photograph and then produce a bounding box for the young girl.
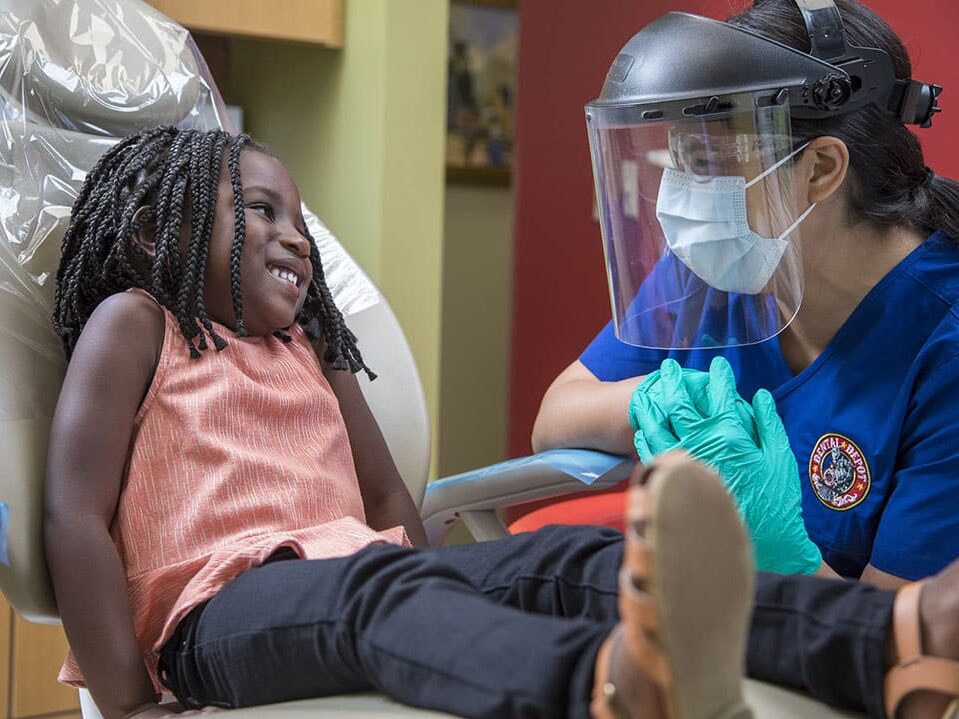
[42,125,757,719]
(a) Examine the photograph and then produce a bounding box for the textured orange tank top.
[60,290,409,691]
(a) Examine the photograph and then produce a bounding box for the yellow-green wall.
[439,186,514,477]
[229,0,449,475]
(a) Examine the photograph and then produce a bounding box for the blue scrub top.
[580,231,959,580]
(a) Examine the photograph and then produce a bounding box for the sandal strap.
[625,479,652,580]
[624,533,652,581]
[894,583,923,661]
[619,567,660,630]
[885,582,959,718]
[618,460,673,691]
[629,461,656,487]
[618,569,672,687]
[628,622,673,689]
[886,659,959,718]
[619,501,672,690]
[626,485,651,528]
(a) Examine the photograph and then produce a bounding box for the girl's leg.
[746,571,894,717]
[160,453,759,719]
[159,544,611,719]
[433,524,623,620]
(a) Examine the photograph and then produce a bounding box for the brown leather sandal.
[885,582,959,719]
[597,453,755,719]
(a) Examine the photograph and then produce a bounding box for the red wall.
[508,0,959,457]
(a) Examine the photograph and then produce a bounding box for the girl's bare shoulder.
[76,291,166,370]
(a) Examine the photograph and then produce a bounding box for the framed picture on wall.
[446,0,518,186]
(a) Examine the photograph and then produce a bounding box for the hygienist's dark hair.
[53,126,374,378]
[730,0,959,240]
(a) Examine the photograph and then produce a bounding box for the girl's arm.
[532,360,644,455]
[318,340,428,546]
[44,293,167,719]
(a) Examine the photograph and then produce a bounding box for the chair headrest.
[0,0,218,134]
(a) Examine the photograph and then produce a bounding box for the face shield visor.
[587,92,811,349]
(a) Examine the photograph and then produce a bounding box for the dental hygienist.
[532,0,959,588]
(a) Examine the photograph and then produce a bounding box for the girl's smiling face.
[202,150,313,336]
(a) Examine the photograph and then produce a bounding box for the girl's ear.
[131,205,157,258]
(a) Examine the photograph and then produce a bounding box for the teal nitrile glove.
[629,357,823,575]
[628,358,757,461]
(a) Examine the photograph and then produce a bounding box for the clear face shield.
[586,93,811,349]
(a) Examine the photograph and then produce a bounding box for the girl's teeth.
[269,267,299,285]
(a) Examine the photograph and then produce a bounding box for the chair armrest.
[422,449,632,545]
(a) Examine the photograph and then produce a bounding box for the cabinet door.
[10,618,78,718]
[0,596,9,719]
[146,0,343,46]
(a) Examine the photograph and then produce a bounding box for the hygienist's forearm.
[45,517,157,719]
[531,376,644,455]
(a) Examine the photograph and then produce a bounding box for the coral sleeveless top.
[60,290,409,691]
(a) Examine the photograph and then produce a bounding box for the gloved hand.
[629,357,822,575]
[629,361,757,449]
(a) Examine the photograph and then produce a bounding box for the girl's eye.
[249,203,275,220]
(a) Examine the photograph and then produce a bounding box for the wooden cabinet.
[146,0,343,46]
[9,616,77,718]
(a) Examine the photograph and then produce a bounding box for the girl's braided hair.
[53,126,374,378]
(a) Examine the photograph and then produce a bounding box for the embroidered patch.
[809,434,871,511]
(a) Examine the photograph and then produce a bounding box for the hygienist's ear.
[803,136,850,205]
[131,205,157,258]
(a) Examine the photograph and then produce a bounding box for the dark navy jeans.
[158,525,894,719]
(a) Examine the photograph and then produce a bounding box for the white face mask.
[655,143,815,295]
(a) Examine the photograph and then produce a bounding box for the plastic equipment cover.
[0,0,378,423]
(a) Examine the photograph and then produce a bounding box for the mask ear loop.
[775,201,818,242]
[744,142,811,189]
[744,142,816,241]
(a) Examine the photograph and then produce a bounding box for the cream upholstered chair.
[0,1,860,716]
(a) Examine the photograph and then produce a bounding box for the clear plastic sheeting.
[0,0,224,135]
[304,206,381,320]
[0,125,115,421]
[0,0,378,423]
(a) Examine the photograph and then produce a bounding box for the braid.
[298,237,376,380]
[175,130,216,357]
[55,125,376,380]
[191,132,232,352]
[226,135,251,337]
[54,126,227,358]
[149,130,192,305]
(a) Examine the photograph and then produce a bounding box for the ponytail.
[922,174,959,239]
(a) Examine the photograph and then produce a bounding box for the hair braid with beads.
[53,126,374,378]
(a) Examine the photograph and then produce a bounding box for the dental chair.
[0,1,859,717]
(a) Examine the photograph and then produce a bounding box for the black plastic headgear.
[589,0,942,128]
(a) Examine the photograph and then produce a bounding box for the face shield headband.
[777,0,941,126]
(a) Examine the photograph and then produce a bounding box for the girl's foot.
[592,452,755,719]
[889,557,959,719]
